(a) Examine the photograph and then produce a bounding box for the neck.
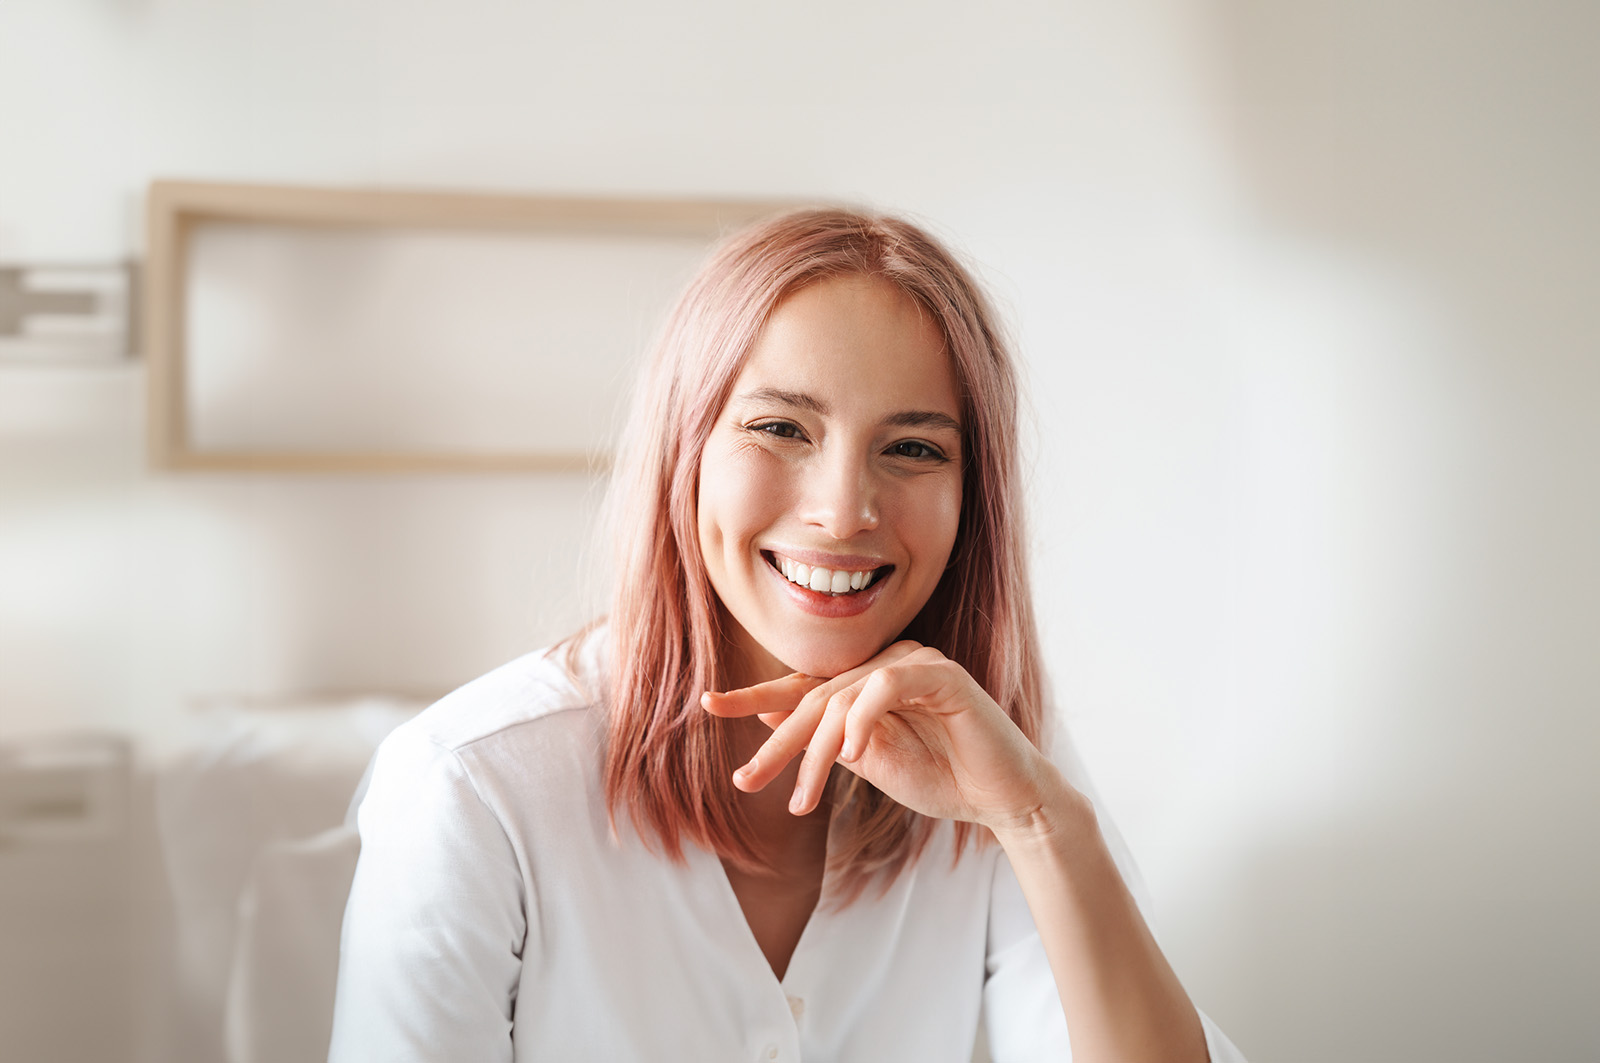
[714,626,829,849]
[724,716,829,849]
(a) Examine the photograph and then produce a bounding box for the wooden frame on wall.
[144,180,804,473]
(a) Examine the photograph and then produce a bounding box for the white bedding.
[155,696,422,1063]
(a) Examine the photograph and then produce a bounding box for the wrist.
[985,763,1098,852]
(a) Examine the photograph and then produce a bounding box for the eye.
[747,420,806,441]
[890,440,948,461]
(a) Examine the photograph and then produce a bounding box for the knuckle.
[798,685,831,716]
[860,669,890,698]
[784,721,814,750]
[802,735,829,765]
[771,724,803,755]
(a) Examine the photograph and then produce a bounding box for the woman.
[329,210,1245,1062]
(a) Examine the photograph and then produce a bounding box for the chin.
[773,636,883,680]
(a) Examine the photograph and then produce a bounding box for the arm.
[988,774,1206,1063]
[328,725,526,1063]
[983,827,1249,1063]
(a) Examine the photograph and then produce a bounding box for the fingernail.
[841,738,857,761]
[789,786,808,814]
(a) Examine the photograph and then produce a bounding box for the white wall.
[2,0,1596,1059]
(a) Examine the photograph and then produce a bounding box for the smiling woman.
[327,210,1247,1063]
[698,273,964,682]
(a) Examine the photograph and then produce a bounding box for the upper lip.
[763,547,892,571]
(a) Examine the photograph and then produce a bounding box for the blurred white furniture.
[225,820,363,1063]
[154,695,421,1063]
[0,734,149,1063]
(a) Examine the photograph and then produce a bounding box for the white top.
[329,634,1246,1062]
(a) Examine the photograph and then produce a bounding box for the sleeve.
[327,725,527,1063]
[981,734,1248,1063]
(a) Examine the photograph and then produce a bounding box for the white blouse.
[328,634,1246,1062]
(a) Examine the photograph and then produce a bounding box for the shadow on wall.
[1199,802,1600,1061]
[1187,1,1600,1059]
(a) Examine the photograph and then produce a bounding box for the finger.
[733,685,833,792]
[790,681,863,814]
[701,673,825,718]
[754,709,793,732]
[729,642,926,791]
[840,669,903,763]
[703,640,922,718]
[840,660,965,761]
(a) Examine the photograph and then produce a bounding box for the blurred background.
[2,1,1596,1061]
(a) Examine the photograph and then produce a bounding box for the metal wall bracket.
[0,261,138,364]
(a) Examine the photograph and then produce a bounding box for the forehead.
[733,274,960,417]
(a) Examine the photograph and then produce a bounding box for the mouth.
[762,551,893,597]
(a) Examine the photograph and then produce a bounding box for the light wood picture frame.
[144,180,804,473]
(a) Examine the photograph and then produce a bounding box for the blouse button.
[786,995,805,1020]
[764,1046,779,1060]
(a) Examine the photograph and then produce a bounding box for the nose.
[798,448,879,539]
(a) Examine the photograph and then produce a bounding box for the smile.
[763,551,892,596]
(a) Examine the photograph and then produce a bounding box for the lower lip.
[763,555,891,619]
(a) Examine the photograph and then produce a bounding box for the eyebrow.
[734,387,963,436]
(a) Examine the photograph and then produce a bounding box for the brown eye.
[891,440,945,460]
[751,421,804,440]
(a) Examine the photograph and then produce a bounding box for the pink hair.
[598,208,1045,900]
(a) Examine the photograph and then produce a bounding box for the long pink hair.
[599,208,1045,899]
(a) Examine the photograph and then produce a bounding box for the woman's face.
[697,273,963,683]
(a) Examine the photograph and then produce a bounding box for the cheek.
[907,476,963,565]
[697,444,781,560]
[695,460,730,560]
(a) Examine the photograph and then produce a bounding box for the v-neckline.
[704,801,840,989]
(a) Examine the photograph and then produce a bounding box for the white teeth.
[770,554,880,595]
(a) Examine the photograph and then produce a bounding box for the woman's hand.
[707,644,1211,1063]
[701,641,1071,835]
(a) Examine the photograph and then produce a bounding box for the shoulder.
[363,628,610,823]
[397,628,608,757]
[366,627,608,810]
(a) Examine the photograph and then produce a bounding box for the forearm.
[991,775,1208,1063]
